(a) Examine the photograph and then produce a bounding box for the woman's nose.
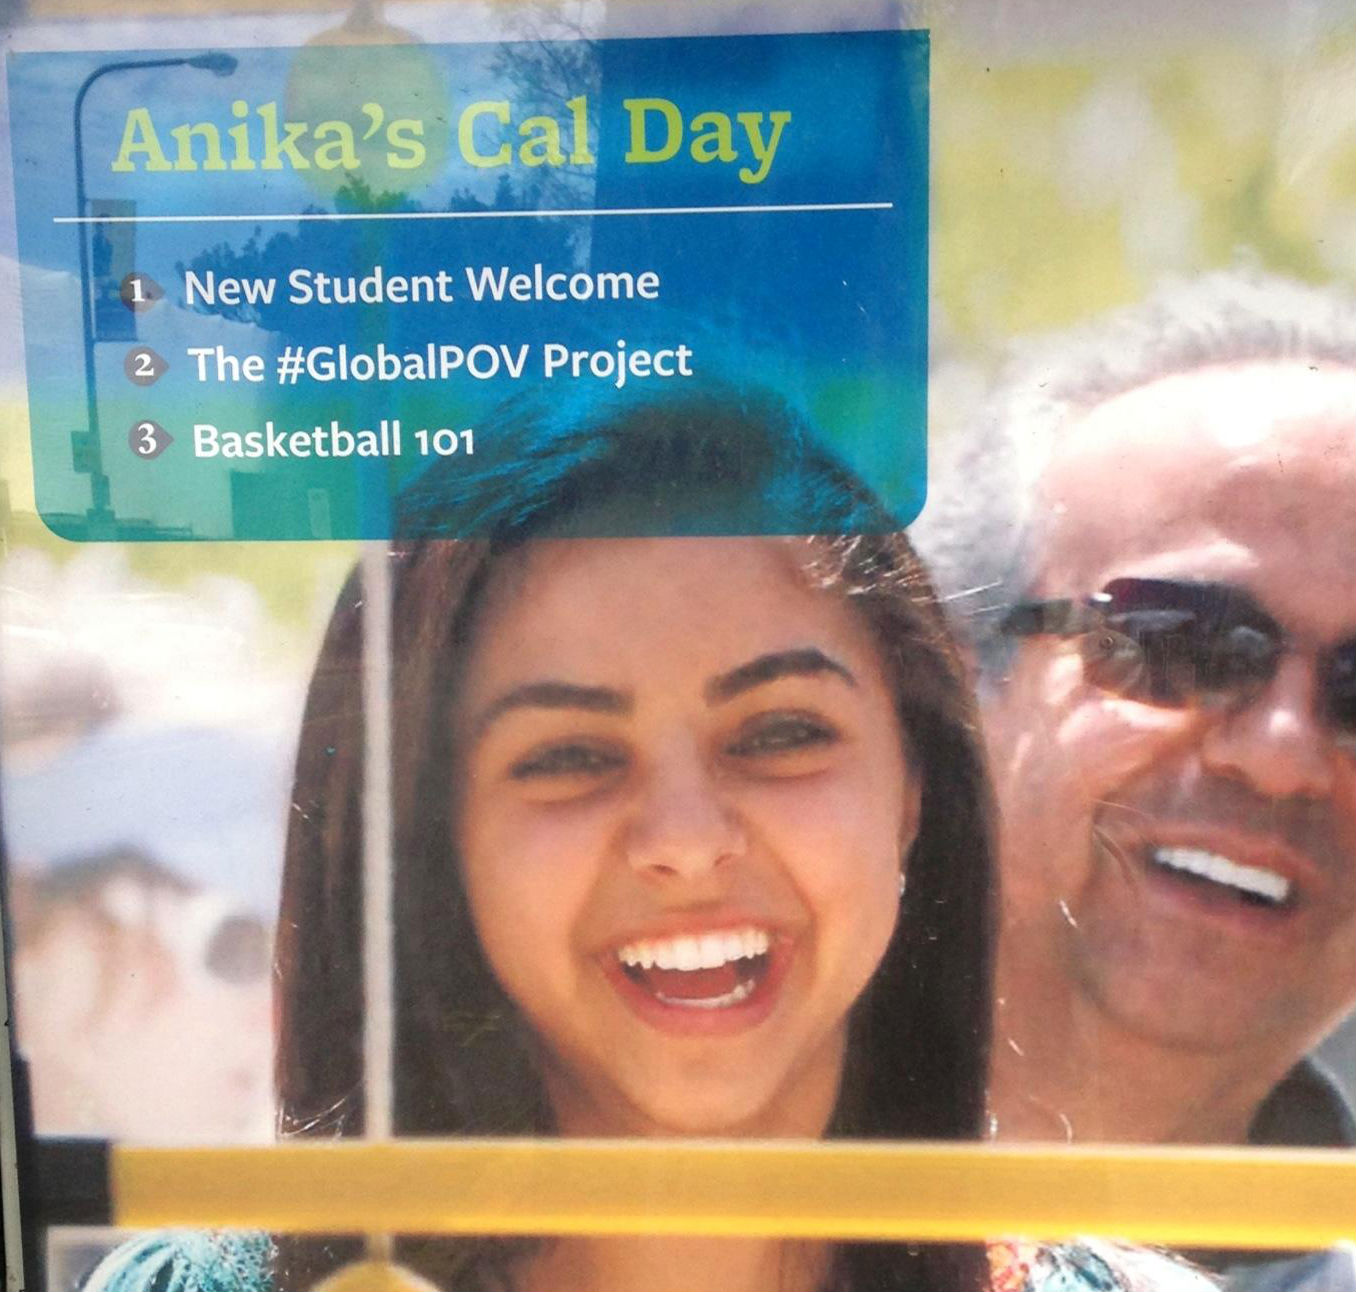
[623,740,747,881]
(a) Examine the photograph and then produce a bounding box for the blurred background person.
[1,546,327,1144]
[9,846,272,1142]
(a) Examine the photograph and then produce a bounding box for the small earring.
[898,871,908,900]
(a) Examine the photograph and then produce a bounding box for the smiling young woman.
[274,388,998,1291]
[454,537,917,1148]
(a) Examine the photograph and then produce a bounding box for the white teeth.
[1151,847,1292,905]
[656,979,758,1010]
[616,926,771,971]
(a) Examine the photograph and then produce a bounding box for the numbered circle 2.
[124,346,169,386]
[129,419,173,459]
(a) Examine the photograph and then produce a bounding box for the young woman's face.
[455,538,918,1137]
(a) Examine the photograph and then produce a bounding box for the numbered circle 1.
[129,419,173,459]
[120,272,165,312]
[124,346,169,386]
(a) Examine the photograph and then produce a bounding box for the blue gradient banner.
[8,30,928,540]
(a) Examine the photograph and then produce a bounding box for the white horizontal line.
[53,201,893,225]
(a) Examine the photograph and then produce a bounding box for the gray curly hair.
[912,266,1356,679]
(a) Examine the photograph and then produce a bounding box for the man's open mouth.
[1147,846,1293,909]
[615,927,773,1009]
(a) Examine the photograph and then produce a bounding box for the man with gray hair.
[916,268,1356,1289]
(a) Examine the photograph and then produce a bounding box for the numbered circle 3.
[129,419,173,459]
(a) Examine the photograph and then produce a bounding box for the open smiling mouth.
[1147,846,1293,910]
[615,928,773,1009]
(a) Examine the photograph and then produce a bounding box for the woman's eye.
[726,713,839,759]
[508,742,625,780]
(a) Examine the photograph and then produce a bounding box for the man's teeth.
[616,927,771,972]
[1150,847,1291,905]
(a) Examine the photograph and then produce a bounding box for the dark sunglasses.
[1001,577,1356,742]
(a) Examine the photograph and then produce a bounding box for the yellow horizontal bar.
[112,1139,1356,1250]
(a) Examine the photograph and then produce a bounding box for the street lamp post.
[72,52,236,527]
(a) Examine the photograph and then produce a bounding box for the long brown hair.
[276,388,996,1290]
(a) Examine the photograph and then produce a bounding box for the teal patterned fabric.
[1033,1244,1130,1291]
[81,1231,275,1292]
[991,1240,1220,1292]
[79,1231,1213,1291]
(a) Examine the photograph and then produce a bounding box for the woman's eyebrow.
[474,681,631,737]
[706,648,857,704]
